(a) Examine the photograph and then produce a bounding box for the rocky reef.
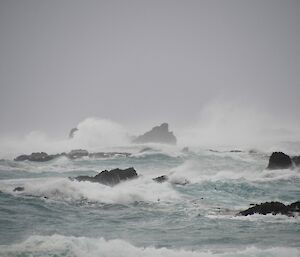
[14,150,131,162]
[238,201,300,216]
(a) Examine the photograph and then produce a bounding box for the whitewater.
[0,141,299,257]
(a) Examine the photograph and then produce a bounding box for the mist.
[0,0,299,155]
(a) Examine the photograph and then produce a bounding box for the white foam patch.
[168,160,300,184]
[0,234,299,257]
[0,177,180,204]
[205,213,300,223]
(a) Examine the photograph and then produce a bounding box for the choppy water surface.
[0,148,299,257]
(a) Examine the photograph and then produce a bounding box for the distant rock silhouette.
[14,150,131,162]
[14,152,61,162]
[267,152,293,169]
[238,201,300,216]
[67,149,89,159]
[133,123,177,145]
[73,167,138,186]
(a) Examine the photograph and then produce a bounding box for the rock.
[13,186,24,192]
[69,127,78,138]
[74,167,138,186]
[291,156,300,166]
[133,123,177,145]
[67,149,89,159]
[153,175,168,183]
[267,152,293,169]
[14,152,58,162]
[238,201,300,216]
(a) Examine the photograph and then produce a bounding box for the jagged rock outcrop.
[69,128,78,138]
[133,123,177,145]
[238,201,300,216]
[267,152,293,169]
[14,152,62,162]
[73,167,138,186]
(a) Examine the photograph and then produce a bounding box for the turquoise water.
[0,149,299,257]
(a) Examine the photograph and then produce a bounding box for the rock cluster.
[267,152,300,169]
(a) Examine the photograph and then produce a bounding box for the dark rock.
[14,152,57,162]
[13,186,24,192]
[69,127,78,138]
[133,123,177,145]
[267,152,293,170]
[74,167,138,186]
[153,175,168,183]
[291,156,300,166]
[286,201,300,212]
[67,149,89,159]
[238,201,300,216]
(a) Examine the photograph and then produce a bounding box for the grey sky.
[0,0,299,137]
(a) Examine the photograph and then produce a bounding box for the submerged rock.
[14,152,59,162]
[153,175,168,183]
[267,152,293,170]
[153,175,189,185]
[74,167,138,186]
[133,123,177,145]
[238,201,300,216]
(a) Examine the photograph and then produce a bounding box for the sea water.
[0,147,299,257]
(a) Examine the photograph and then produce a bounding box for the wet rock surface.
[238,201,300,216]
[267,152,293,169]
[73,167,138,186]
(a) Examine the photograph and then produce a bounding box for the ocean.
[0,146,299,257]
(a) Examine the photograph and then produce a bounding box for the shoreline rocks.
[238,201,300,216]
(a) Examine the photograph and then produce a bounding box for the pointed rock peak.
[133,123,177,145]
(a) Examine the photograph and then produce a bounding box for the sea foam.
[0,234,298,257]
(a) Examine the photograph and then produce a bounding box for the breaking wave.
[0,234,298,257]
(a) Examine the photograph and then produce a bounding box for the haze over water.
[0,1,299,257]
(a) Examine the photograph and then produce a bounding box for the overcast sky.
[0,0,299,137]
